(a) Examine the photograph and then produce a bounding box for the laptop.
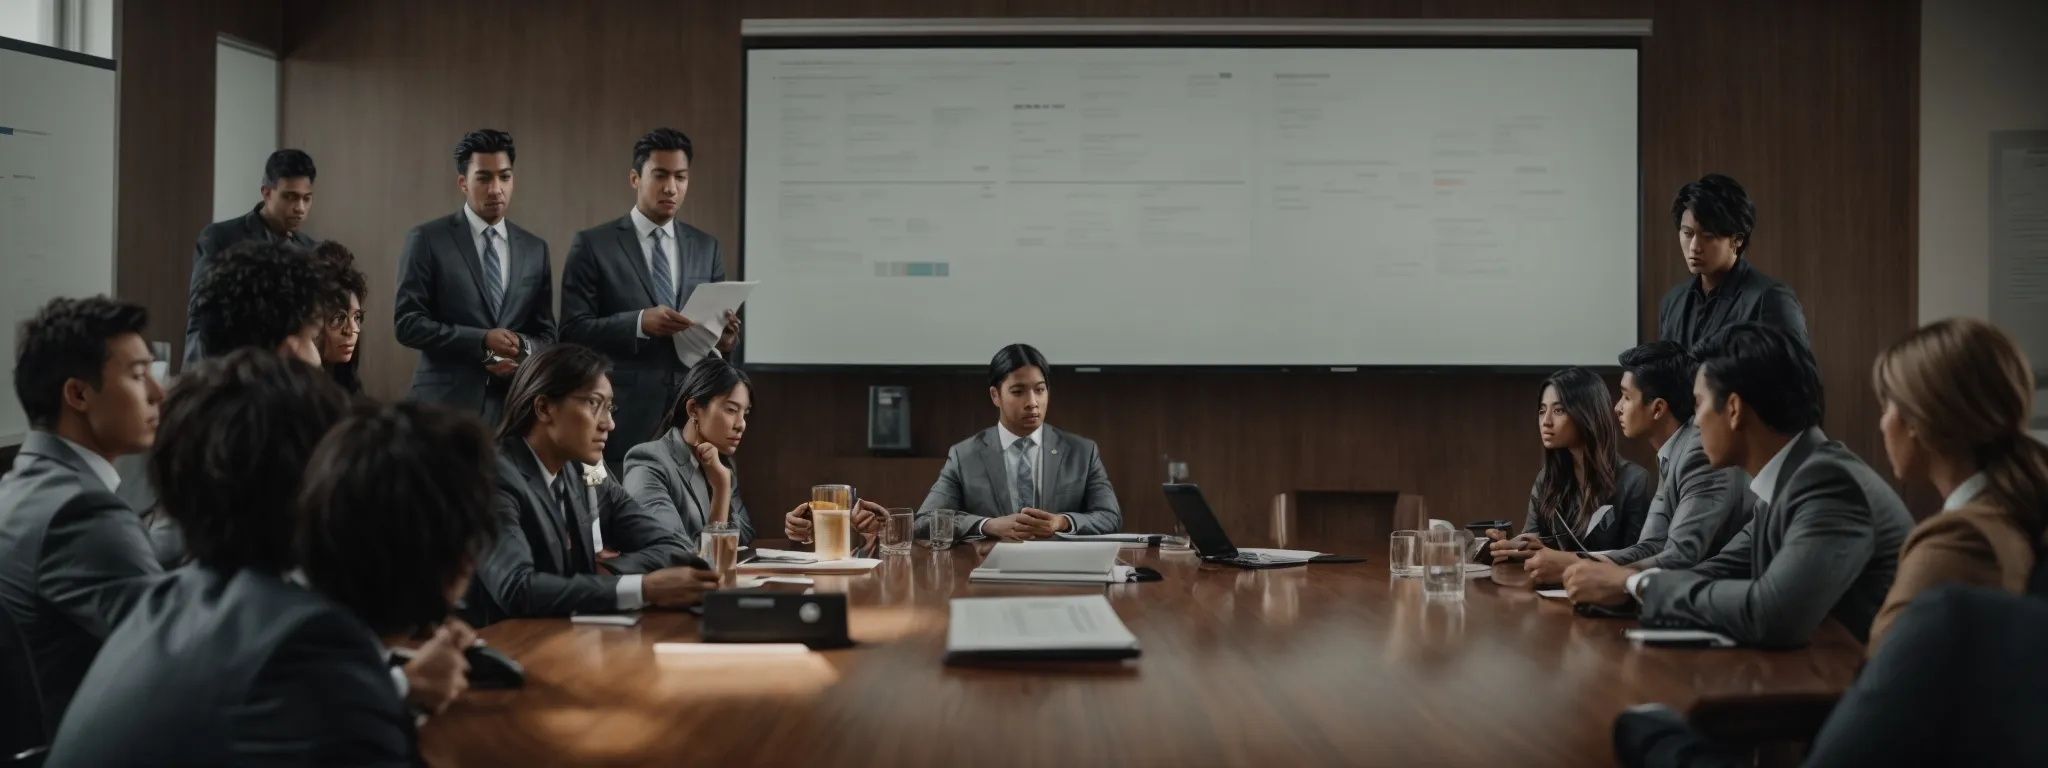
[1161,484,1312,569]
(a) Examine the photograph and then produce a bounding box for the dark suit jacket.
[1656,258,1809,351]
[1640,428,1914,646]
[623,431,756,550]
[1605,423,1753,569]
[559,215,725,466]
[917,425,1123,536]
[1519,458,1654,554]
[0,432,162,731]
[46,566,414,767]
[464,437,693,626]
[393,210,555,422]
[183,204,316,369]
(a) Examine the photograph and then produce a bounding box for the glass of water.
[1389,530,1421,578]
[925,509,957,549]
[1422,528,1471,602]
[881,507,915,555]
[700,520,741,587]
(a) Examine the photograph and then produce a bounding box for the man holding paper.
[562,128,743,468]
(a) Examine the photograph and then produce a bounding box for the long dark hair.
[498,344,610,443]
[312,240,367,395]
[1533,367,1624,535]
[654,357,752,443]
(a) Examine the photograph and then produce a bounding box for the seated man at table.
[1563,323,1912,646]
[917,343,1122,541]
[1592,341,1751,571]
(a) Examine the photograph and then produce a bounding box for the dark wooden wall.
[179,0,1920,542]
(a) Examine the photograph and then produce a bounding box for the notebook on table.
[944,594,1142,663]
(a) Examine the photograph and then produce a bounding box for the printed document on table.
[947,595,1139,654]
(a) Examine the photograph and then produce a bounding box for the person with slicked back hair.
[464,343,714,626]
[184,148,319,368]
[1866,317,2048,650]
[1489,367,1653,584]
[395,128,556,425]
[1657,174,1809,350]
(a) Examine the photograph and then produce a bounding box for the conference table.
[421,539,1865,767]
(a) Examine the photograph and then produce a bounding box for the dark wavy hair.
[1695,322,1824,435]
[656,357,752,442]
[311,240,368,394]
[262,148,317,186]
[1672,173,1757,255]
[15,296,149,430]
[192,240,329,357]
[455,128,516,175]
[1532,367,1624,537]
[298,401,499,638]
[150,349,349,574]
[632,127,693,172]
[498,343,611,443]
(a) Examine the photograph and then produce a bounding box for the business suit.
[1639,427,1913,646]
[918,425,1122,536]
[183,204,316,369]
[1866,500,2038,652]
[394,209,555,425]
[560,213,725,466]
[46,566,414,767]
[0,432,163,731]
[464,437,693,626]
[1657,258,1809,352]
[623,430,756,550]
[1518,459,1654,554]
[1604,423,1753,569]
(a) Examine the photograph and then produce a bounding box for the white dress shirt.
[53,435,121,492]
[1942,472,1989,512]
[1628,435,1803,601]
[526,441,642,610]
[462,203,511,288]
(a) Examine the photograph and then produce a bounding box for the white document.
[1536,589,1570,599]
[1238,547,1320,563]
[750,548,818,563]
[970,542,1127,583]
[671,280,759,366]
[736,557,882,573]
[1055,533,1158,545]
[946,595,1140,655]
[1625,629,1737,648]
[654,642,811,655]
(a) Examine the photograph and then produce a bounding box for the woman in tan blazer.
[1868,317,2048,651]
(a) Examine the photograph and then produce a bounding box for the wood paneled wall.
[232,0,1919,541]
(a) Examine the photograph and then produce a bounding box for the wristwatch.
[1625,568,1661,601]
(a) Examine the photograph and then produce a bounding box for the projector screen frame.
[738,35,1644,375]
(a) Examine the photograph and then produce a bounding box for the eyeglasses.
[574,395,617,417]
[325,310,366,331]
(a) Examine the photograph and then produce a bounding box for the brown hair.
[1873,317,2048,544]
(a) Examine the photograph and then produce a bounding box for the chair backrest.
[0,606,50,758]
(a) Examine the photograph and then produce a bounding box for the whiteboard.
[742,47,1639,367]
[0,39,117,444]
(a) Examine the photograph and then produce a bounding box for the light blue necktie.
[1013,438,1037,511]
[650,228,675,309]
[480,228,504,321]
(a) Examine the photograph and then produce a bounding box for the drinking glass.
[700,520,741,587]
[881,507,914,554]
[1422,528,1471,602]
[1389,530,1421,578]
[925,509,957,550]
[811,484,853,561]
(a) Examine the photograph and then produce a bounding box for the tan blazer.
[1868,503,2039,654]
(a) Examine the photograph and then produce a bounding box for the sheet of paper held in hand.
[672,280,759,367]
[947,595,1139,654]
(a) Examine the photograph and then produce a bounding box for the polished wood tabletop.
[422,540,1864,767]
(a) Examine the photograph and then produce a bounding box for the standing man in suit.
[1594,341,1751,571]
[395,129,556,425]
[1564,323,1913,646]
[0,297,165,741]
[915,344,1122,541]
[561,128,740,469]
[184,148,319,369]
[1658,174,1809,351]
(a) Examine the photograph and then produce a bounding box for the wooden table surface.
[421,540,1864,767]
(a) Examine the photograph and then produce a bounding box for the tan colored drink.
[811,485,854,561]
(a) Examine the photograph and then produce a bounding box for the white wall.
[0,0,49,45]
[1919,0,2048,323]
[214,39,278,221]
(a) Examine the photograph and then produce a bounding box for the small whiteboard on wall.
[1989,130,2048,434]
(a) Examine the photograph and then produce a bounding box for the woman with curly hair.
[311,240,370,395]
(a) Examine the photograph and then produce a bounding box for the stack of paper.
[737,548,880,573]
[970,542,1132,584]
[945,594,1142,663]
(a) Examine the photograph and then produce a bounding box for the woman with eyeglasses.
[312,241,368,395]
[462,343,716,626]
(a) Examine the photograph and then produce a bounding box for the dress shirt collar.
[998,422,1044,451]
[1943,473,1989,512]
[52,434,121,493]
[525,439,559,488]
[1749,435,1800,506]
[629,206,675,244]
[463,203,506,242]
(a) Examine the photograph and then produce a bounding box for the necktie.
[650,228,675,309]
[1013,438,1037,511]
[481,228,504,321]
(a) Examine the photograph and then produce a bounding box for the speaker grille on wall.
[868,386,910,453]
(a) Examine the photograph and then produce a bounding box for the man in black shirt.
[1656,174,1809,350]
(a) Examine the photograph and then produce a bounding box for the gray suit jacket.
[393,210,555,421]
[560,215,725,465]
[47,566,413,767]
[1640,428,1913,646]
[1605,422,1753,569]
[0,432,163,730]
[465,437,693,626]
[918,426,1122,537]
[183,204,316,369]
[623,431,755,551]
